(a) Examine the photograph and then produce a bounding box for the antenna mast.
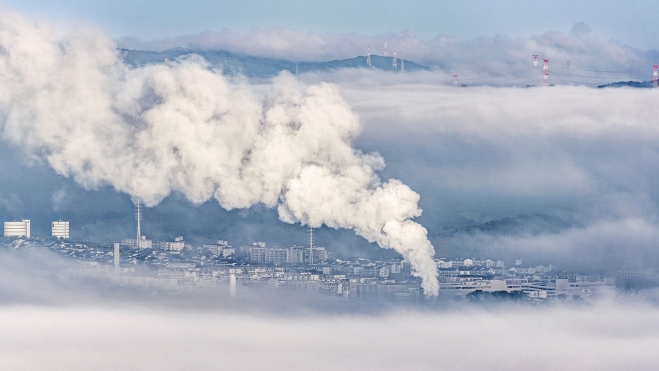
[308,226,314,265]
[543,59,549,86]
[136,200,142,248]
[532,55,538,68]
[453,74,458,85]
[653,65,658,89]
[392,51,397,69]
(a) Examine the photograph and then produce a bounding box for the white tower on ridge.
[392,51,397,69]
[366,45,371,67]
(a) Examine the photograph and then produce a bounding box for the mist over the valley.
[0,246,657,371]
[1,5,659,369]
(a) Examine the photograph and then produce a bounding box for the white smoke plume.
[0,11,439,294]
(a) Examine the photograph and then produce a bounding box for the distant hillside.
[119,48,428,77]
[432,214,574,239]
[597,80,653,88]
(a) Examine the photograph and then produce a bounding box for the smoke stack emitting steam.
[0,12,439,295]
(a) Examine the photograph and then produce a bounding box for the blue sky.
[2,0,658,49]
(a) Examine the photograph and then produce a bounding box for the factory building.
[51,220,70,239]
[4,220,30,238]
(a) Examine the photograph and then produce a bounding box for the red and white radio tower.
[532,55,538,67]
[543,59,549,86]
[453,74,458,85]
[653,65,658,89]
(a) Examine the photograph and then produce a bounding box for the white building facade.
[4,220,30,238]
[51,221,70,239]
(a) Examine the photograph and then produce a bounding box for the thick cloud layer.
[0,12,438,293]
[328,81,659,268]
[2,303,659,371]
[118,23,658,86]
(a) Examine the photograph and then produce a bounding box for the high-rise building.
[51,220,69,239]
[286,246,304,264]
[4,220,30,238]
[305,246,328,264]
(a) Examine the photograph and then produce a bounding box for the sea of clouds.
[1,8,659,370]
[0,248,657,371]
[2,303,659,371]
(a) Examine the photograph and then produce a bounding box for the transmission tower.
[543,59,549,86]
[453,74,458,85]
[654,65,658,89]
[392,51,397,69]
[532,55,538,68]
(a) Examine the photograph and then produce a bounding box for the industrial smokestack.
[113,242,120,274]
[0,13,439,295]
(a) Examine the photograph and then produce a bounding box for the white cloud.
[0,303,657,370]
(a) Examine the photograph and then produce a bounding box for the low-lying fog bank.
[0,303,657,371]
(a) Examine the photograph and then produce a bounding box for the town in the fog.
[4,217,635,303]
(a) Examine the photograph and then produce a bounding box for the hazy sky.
[2,0,658,49]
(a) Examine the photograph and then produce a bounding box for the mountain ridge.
[120,47,429,77]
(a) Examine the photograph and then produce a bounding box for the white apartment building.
[4,220,30,238]
[51,220,70,239]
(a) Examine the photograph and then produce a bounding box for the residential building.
[4,220,30,238]
[51,220,69,239]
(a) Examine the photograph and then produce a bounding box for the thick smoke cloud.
[0,11,439,294]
